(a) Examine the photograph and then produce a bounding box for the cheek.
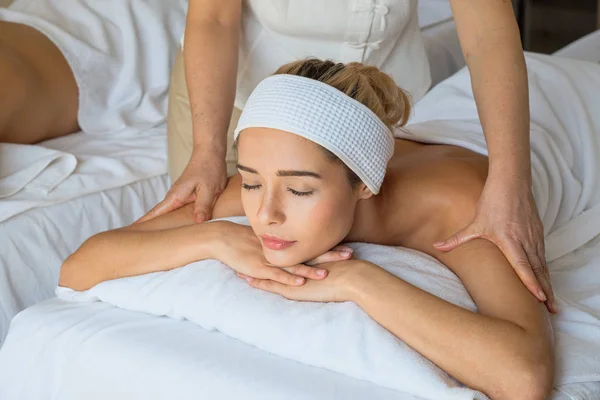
[289,192,356,255]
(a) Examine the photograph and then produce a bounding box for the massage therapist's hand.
[434,177,558,314]
[237,259,370,303]
[215,222,353,286]
[137,147,228,224]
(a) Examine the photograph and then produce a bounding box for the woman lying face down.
[60,59,555,399]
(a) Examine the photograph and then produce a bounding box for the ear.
[357,184,374,200]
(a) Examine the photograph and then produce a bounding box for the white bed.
[554,29,600,63]
[0,129,169,343]
[2,52,600,399]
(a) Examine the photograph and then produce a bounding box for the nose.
[257,190,286,226]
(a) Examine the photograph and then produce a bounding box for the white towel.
[58,216,487,400]
[0,143,76,198]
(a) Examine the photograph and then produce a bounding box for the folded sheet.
[0,143,76,198]
[0,127,167,222]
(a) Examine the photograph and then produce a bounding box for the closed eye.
[288,188,313,197]
[242,183,261,191]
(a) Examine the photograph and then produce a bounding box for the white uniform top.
[184,0,431,110]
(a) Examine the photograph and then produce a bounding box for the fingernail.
[340,251,351,257]
[245,277,253,282]
[538,290,547,302]
[295,277,305,284]
[316,269,327,276]
[433,241,443,247]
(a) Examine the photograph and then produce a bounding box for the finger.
[528,250,553,307]
[136,197,183,223]
[537,241,557,314]
[305,250,352,266]
[332,245,354,253]
[433,225,481,252]
[543,269,558,314]
[500,240,547,302]
[247,277,288,296]
[193,187,217,224]
[283,264,329,280]
[267,267,306,286]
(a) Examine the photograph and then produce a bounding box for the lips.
[260,234,297,250]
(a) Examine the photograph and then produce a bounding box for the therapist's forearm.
[451,0,532,184]
[184,19,240,156]
[467,32,531,182]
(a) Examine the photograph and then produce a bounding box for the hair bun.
[274,59,412,130]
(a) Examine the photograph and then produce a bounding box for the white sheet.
[418,0,453,30]
[0,129,168,222]
[0,129,169,343]
[554,29,600,64]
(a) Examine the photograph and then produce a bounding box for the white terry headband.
[233,74,395,194]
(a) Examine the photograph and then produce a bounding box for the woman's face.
[237,128,371,267]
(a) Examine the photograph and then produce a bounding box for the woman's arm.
[59,221,222,291]
[60,175,245,291]
[348,247,553,399]
[347,196,554,399]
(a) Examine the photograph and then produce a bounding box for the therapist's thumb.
[433,225,480,252]
[193,189,217,224]
[136,196,183,223]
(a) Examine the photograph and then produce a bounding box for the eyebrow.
[236,164,322,179]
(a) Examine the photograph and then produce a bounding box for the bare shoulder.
[363,144,489,247]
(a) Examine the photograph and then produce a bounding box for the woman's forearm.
[184,15,240,155]
[347,263,551,399]
[59,223,220,291]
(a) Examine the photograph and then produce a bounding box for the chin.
[263,249,306,268]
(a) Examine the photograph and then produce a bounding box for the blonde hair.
[273,58,412,131]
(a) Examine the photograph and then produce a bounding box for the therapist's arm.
[185,0,241,156]
[140,0,242,224]
[450,0,530,182]
[436,0,556,313]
